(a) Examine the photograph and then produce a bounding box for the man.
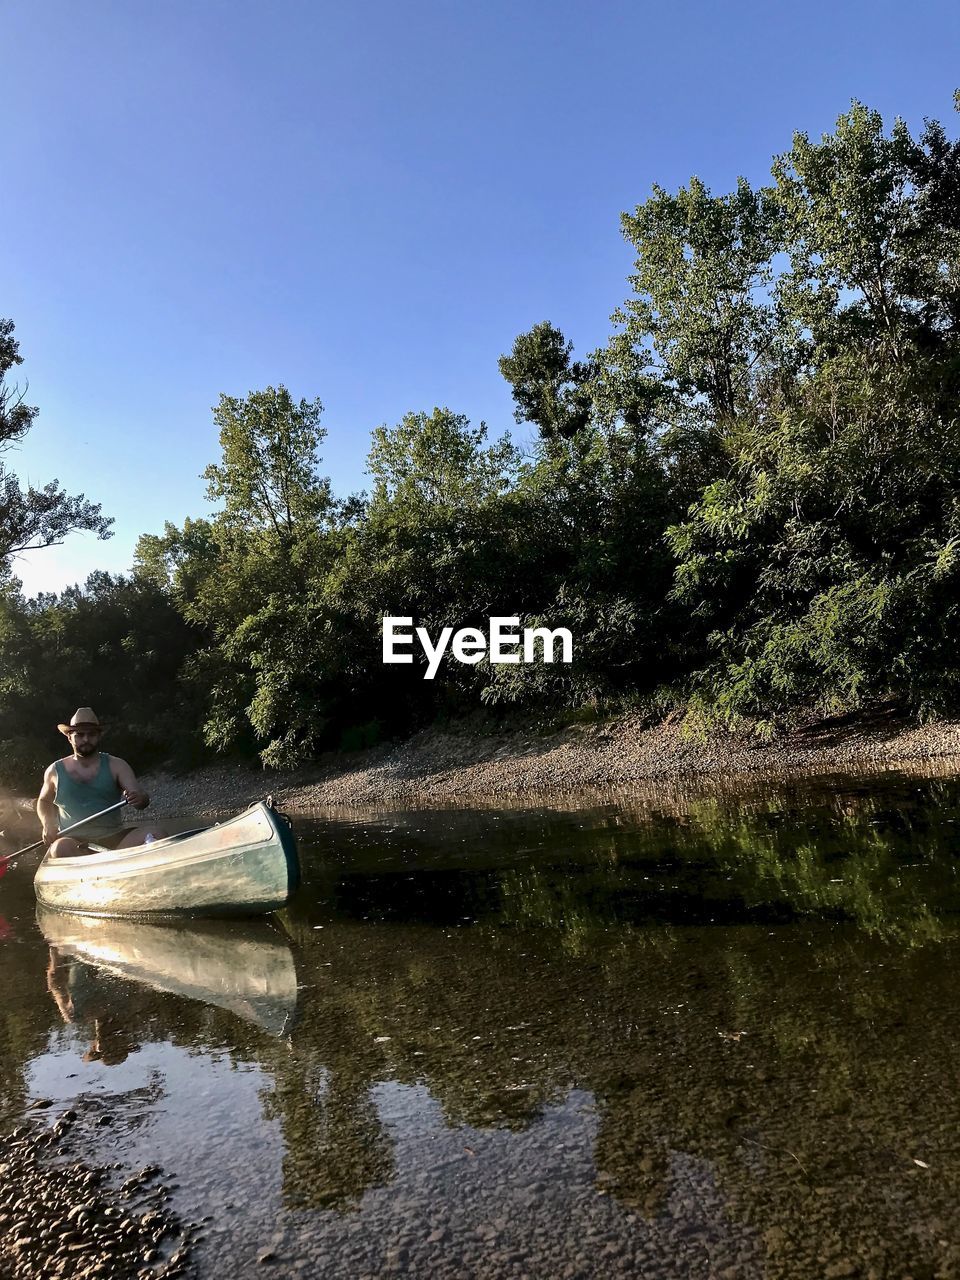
[37,708,168,858]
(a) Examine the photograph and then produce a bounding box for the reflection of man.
[46,946,137,1065]
[46,945,79,1021]
[36,708,168,857]
[82,1019,137,1066]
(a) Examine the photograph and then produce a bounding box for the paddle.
[1,799,129,873]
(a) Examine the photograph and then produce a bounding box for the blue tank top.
[54,754,123,839]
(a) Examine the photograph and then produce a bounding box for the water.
[4,772,960,1277]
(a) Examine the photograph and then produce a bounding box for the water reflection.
[45,945,141,1064]
[3,772,960,1275]
[298,773,960,944]
[38,911,299,1037]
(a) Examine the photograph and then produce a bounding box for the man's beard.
[74,742,98,757]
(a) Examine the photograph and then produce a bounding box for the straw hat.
[57,708,106,737]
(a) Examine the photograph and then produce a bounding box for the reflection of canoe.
[34,801,300,918]
[38,909,299,1036]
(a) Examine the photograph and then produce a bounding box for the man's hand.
[123,789,149,811]
[41,825,59,847]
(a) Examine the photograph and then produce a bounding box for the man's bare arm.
[36,765,59,844]
[110,757,149,810]
[47,948,75,1021]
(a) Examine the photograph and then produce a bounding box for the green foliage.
[498,322,596,440]
[203,387,331,538]
[367,408,520,509]
[0,572,202,789]
[0,319,112,578]
[479,589,643,712]
[358,409,529,713]
[772,101,960,360]
[133,388,345,767]
[642,100,960,727]
[8,95,960,777]
[618,176,785,420]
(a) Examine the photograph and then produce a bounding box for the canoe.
[34,799,300,919]
[38,908,299,1036]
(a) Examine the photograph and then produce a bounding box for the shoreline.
[8,709,960,830]
[138,708,960,817]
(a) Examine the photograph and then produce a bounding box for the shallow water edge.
[4,771,960,1276]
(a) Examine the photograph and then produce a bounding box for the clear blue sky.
[4,0,959,595]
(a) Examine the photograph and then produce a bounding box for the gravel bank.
[127,707,960,817]
[0,1102,192,1279]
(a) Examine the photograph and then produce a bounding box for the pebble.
[139,712,960,813]
[0,1113,191,1280]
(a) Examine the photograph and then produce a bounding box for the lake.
[3,771,960,1278]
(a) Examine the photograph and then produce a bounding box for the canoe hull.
[34,801,300,919]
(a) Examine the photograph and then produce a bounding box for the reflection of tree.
[693,789,959,945]
[8,775,960,1274]
[0,1006,50,1122]
[274,902,960,1276]
[593,1105,671,1219]
[308,776,960,948]
[259,1029,395,1209]
[284,914,567,1135]
[582,929,960,1275]
[478,778,960,947]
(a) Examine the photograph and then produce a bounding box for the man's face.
[69,729,101,758]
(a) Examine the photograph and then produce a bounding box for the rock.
[0,1115,192,1280]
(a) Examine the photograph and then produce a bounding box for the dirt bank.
[119,707,960,818]
[7,709,959,829]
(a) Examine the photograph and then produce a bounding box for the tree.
[202,386,331,540]
[135,386,355,767]
[498,322,597,441]
[0,319,113,576]
[357,409,525,708]
[367,408,519,510]
[0,571,203,788]
[772,100,960,364]
[617,177,786,422]
[660,101,960,727]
